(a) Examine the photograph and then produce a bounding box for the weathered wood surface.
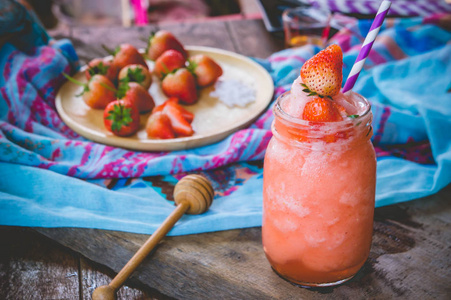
[2,18,450,299]
[0,227,160,299]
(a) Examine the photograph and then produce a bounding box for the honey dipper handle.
[109,201,190,291]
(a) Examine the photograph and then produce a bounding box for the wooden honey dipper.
[92,174,214,300]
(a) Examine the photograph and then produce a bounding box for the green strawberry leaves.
[63,73,89,96]
[87,62,109,77]
[301,83,332,100]
[106,102,133,132]
[124,67,146,84]
[116,78,130,99]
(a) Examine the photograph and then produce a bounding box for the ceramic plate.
[55,46,274,151]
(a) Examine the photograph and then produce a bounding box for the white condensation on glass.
[209,79,256,107]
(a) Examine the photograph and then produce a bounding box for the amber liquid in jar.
[262,91,376,286]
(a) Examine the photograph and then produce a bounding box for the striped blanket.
[0,4,450,235]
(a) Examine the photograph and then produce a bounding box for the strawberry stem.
[63,72,86,86]
[102,44,116,56]
[99,82,117,93]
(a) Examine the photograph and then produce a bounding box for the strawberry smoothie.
[262,45,376,286]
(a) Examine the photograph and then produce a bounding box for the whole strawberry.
[105,43,148,71]
[104,100,140,137]
[188,54,223,87]
[161,68,198,105]
[146,30,187,61]
[300,44,343,97]
[302,97,344,122]
[64,73,116,109]
[117,81,155,114]
[118,64,152,90]
[85,58,119,82]
[154,49,186,79]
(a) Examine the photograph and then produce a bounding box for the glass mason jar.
[262,91,376,287]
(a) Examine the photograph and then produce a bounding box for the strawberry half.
[146,111,175,139]
[153,98,194,123]
[300,44,343,97]
[162,100,194,137]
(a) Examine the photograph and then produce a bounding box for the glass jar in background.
[262,91,376,286]
[282,6,331,48]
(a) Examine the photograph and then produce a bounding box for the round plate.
[55,46,274,151]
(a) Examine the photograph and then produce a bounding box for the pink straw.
[342,0,391,93]
[130,0,149,26]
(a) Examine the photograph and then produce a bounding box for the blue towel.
[0,4,450,235]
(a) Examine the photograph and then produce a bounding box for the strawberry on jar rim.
[187,54,223,87]
[302,97,344,122]
[104,100,140,137]
[161,68,198,105]
[118,64,152,90]
[300,44,343,97]
[153,49,186,79]
[146,30,187,61]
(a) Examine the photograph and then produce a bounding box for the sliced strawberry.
[188,54,223,87]
[300,44,343,97]
[161,68,198,105]
[146,111,175,139]
[154,50,186,79]
[162,101,194,137]
[302,97,343,122]
[152,98,194,124]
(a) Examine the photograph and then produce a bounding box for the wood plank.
[70,25,157,64]
[226,19,284,58]
[79,257,166,300]
[158,21,236,52]
[0,227,80,299]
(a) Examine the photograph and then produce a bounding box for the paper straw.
[342,0,391,93]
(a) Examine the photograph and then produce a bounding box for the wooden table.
[1,18,451,300]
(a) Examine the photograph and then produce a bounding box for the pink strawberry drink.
[262,45,376,286]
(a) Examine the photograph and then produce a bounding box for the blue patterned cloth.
[0,4,450,235]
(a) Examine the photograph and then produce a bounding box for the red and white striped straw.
[342,0,391,93]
